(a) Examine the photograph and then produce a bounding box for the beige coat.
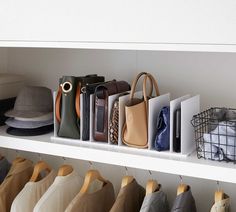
[0,159,33,212]
[65,181,115,212]
[210,194,230,212]
[110,179,145,212]
[10,170,56,212]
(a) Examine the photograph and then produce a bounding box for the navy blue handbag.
[154,106,170,151]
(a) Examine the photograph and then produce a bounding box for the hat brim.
[6,118,53,129]
[5,109,52,119]
[14,112,53,122]
[6,125,54,136]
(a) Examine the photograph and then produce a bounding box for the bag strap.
[130,72,153,100]
[55,83,81,124]
[143,73,160,99]
[75,83,81,118]
[55,85,62,123]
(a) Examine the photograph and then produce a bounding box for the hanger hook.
[89,161,93,169]
[217,181,220,192]
[125,167,129,176]
[15,150,20,157]
[38,153,42,161]
[62,157,66,164]
[179,175,183,185]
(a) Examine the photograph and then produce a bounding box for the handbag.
[154,106,170,151]
[56,75,104,139]
[93,80,130,142]
[122,72,160,148]
[82,81,107,141]
[109,92,129,144]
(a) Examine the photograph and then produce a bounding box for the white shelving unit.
[1,41,236,53]
[0,125,235,184]
[0,1,236,210]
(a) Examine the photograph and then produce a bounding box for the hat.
[6,125,54,136]
[14,112,53,122]
[5,86,53,119]
[6,117,53,129]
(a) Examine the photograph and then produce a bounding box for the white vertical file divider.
[89,94,95,142]
[170,95,191,152]
[108,92,127,145]
[181,95,200,155]
[53,91,58,138]
[79,94,83,141]
[148,93,170,150]
[118,93,130,146]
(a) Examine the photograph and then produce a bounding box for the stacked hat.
[5,86,54,136]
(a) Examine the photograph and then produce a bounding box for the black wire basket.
[192,107,236,163]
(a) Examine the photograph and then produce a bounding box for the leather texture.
[56,75,104,139]
[82,81,105,141]
[94,80,130,142]
[122,72,160,148]
[154,106,170,151]
[57,76,80,139]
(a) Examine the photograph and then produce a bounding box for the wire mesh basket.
[192,107,236,163]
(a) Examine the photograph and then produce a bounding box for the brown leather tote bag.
[122,72,160,148]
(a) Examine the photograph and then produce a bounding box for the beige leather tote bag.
[122,72,160,148]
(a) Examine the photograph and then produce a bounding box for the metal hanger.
[57,157,73,176]
[30,153,51,182]
[121,166,134,188]
[146,170,160,195]
[177,175,188,195]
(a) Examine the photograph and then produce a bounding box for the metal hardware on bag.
[61,81,73,94]
[81,86,86,93]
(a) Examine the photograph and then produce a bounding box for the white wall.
[3,47,236,211]
[7,48,236,110]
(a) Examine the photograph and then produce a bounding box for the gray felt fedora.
[6,117,53,129]
[5,86,53,119]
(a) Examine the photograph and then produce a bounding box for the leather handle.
[143,73,160,99]
[130,72,153,100]
[55,82,81,124]
[75,83,81,118]
[55,85,62,123]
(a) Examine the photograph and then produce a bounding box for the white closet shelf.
[1,41,236,53]
[0,125,235,183]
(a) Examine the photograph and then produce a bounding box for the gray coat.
[140,190,169,212]
[171,188,197,212]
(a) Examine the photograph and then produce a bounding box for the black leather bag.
[56,75,104,139]
[93,80,130,142]
[82,81,106,140]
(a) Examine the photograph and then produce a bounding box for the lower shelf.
[0,126,235,184]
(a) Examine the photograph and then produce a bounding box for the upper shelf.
[1,41,236,53]
[1,0,236,52]
[0,126,236,184]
